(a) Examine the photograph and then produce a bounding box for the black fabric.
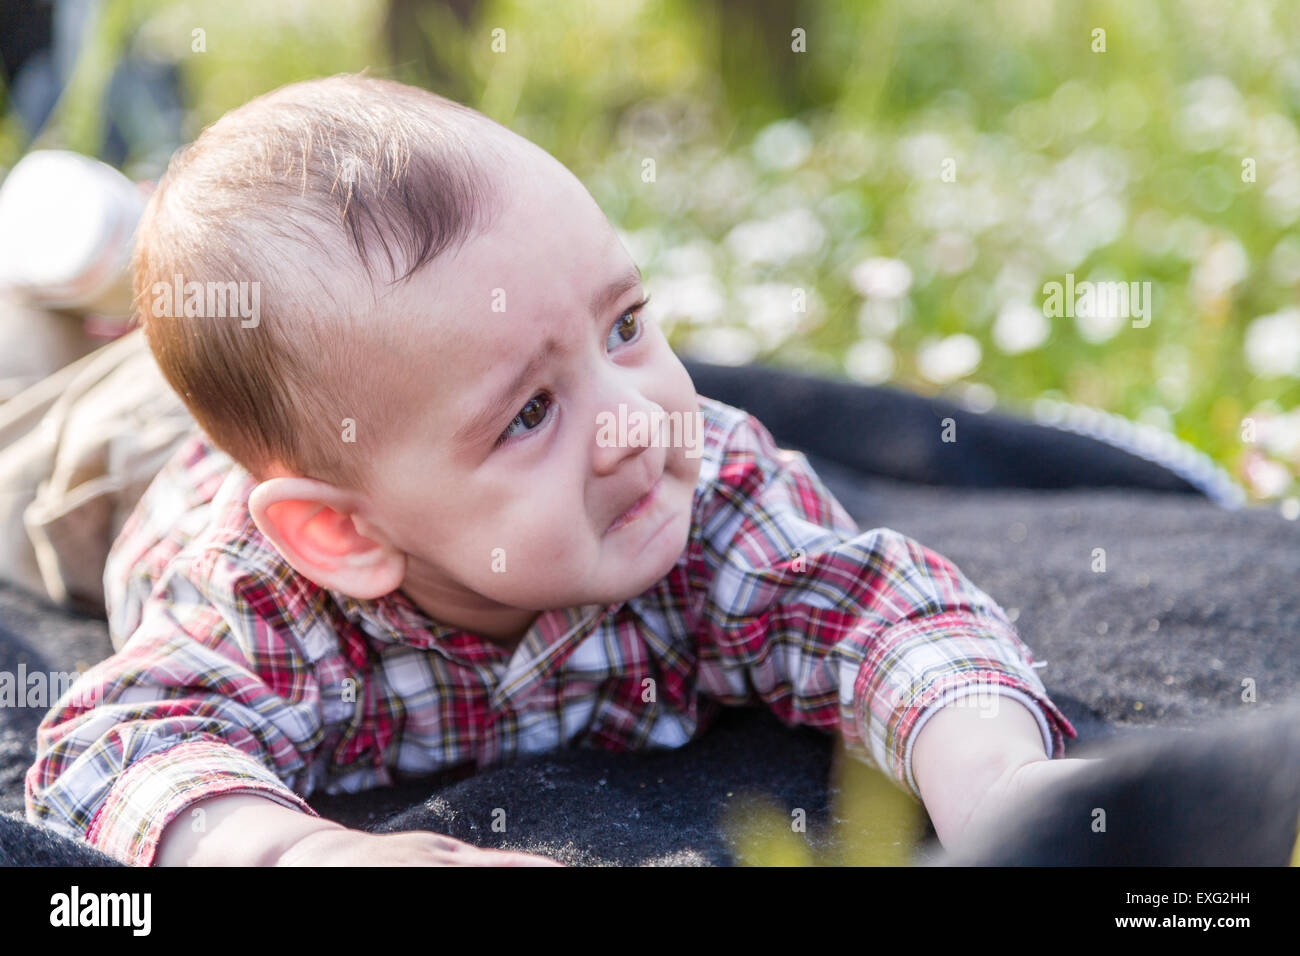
[682,359,1207,494]
[2,360,1294,866]
[0,810,122,866]
[946,700,1300,866]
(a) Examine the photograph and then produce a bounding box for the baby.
[25,74,1090,866]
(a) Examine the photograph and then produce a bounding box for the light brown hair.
[133,73,509,493]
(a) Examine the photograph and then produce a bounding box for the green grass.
[722,738,925,866]
[5,0,1299,505]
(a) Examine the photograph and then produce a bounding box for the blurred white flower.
[697,157,757,220]
[1077,195,1128,249]
[1191,237,1249,306]
[1137,405,1174,432]
[825,128,881,182]
[1169,216,1212,262]
[850,256,913,298]
[659,239,716,276]
[1050,80,1100,136]
[928,231,976,275]
[992,302,1050,354]
[752,119,812,172]
[961,181,1007,233]
[644,274,726,327]
[1154,344,1191,409]
[792,168,828,203]
[1244,451,1293,499]
[1027,146,1130,267]
[917,334,982,383]
[992,262,1040,302]
[1176,75,1246,152]
[816,190,868,239]
[1032,393,1068,424]
[1043,223,1093,269]
[725,208,826,266]
[1244,307,1300,377]
[617,101,680,155]
[1264,159,1300,228]
[681,326,758,366]
[1073,275,1129,344]
[844,338,895,384]
[958,382,997,413]
[856,297,905,338]
[896,132,953,178]
[1254,408,1300,458]
[736,283,815,351]
[1268,235,1300,286]
[1132,209,1173,255]
[1059,145,1130,202]
[617,227,661,268]
[910,182,999,233]
[1252,112,1300,158]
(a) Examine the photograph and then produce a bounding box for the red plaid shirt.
[26,394,1075,865]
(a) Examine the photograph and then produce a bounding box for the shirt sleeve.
[24,547,364,867]
[688,407,1077,804]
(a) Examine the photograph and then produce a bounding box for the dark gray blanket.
[2,359,1295,866]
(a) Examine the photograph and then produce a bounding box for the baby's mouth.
[607,477,662,532]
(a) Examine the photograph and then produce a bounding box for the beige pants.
[0,309,196,613]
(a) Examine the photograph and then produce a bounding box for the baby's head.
[134,74,702,643]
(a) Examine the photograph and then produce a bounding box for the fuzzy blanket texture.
[1,359,1294,866]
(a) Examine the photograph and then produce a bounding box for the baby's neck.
[476,618,535,653]
[405,588,538,651]
[397,564,543,651]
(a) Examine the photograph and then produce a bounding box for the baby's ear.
[249,476,405,599]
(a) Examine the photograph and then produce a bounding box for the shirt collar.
[336,584,616,705]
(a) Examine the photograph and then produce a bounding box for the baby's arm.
[687,405,1083,853]
[156,794,344,866]
[911,695,1045,848]
[911,695,1096,853]
[155,794,561,866]
[27,544,561,867]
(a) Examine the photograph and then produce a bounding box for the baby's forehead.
[316,150,631,412]
[371,299,553,444]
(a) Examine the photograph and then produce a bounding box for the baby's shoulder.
[690,394,798,493]
[104,430,326,644]
[694,393,795,457]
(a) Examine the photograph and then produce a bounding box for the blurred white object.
[0,289,103,402]
[0,150,145,316]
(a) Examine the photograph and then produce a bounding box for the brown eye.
[606,295,651,351]
[615,313,638,342]
[495,392,553,448]
[607,306,646,350]
[520,395,547,427]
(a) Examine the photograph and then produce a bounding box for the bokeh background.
[4,0,1300,507]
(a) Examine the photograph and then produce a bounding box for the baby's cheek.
[533,515,586,569]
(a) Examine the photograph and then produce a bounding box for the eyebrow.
[452,264,645,451]
[591,262,643,318]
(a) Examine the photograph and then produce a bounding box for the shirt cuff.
[850,610,1078,803]
[87,738,319,867]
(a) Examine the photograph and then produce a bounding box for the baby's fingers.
[477,848,566,866]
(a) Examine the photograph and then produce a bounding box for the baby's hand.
[275,827,566,866]
[1002,755,1101,804]
[953,755,1101,856]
